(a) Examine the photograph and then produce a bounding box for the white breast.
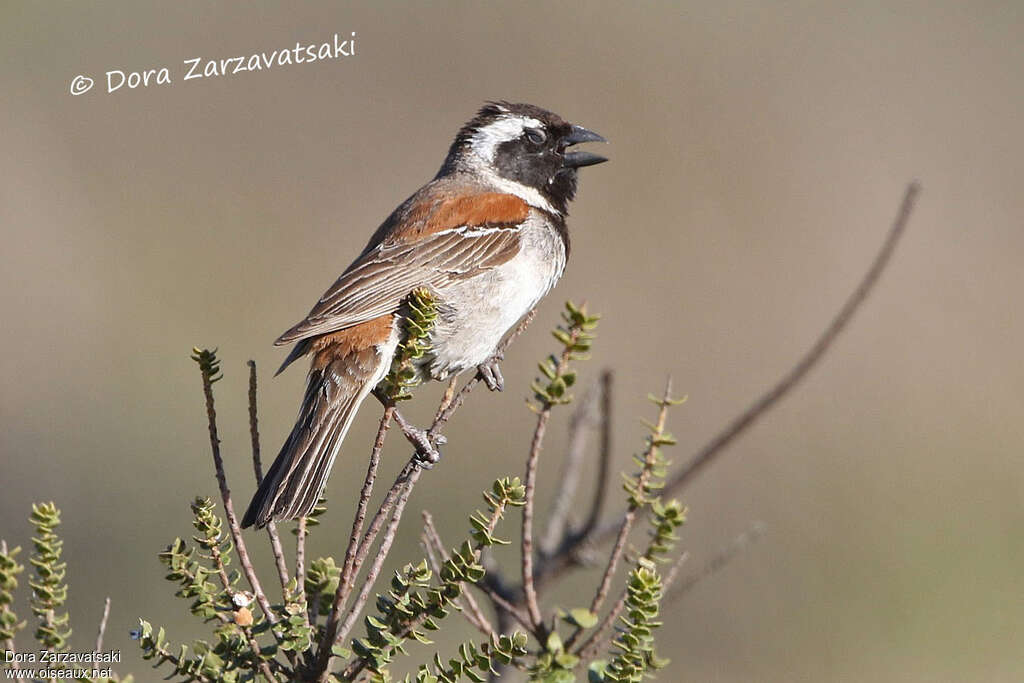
[426,213,566,379]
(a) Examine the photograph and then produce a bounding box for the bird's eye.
[525,128,547,146]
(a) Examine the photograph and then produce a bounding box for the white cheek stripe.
[485,173,558,214]
[466,114,558,215]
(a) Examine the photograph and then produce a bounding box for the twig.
[94,596,110,652]
[246,361,265,481]
[193,350,288,658]
[584,182,920,553]
[422,511,494,636]
[565,377,674,652]
[662,550,693,593]
[520,307,582,633]
[579,370,614,540]
[295,516,307,600]
[521,408,551,632]
[665,522,765,601]
[247,361,291,595]
[293,516,312,679]
[575,552,689,665]
[475,585,533,634]
[477,556,536,635]
[541,378,601,556]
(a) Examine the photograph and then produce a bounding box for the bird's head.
[440,101,608,215]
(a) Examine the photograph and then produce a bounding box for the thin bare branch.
[541,377,601,556]
[247,361,291,595]
[477,556,537,635]
[295,516,307,601]
[666,522,765,601]
[662,550,693,594]
[94,596,110,652]
[521,407,552,632]
[522,306,591,632]
[593,378,671,612]
[577,370,614,543]
[246,360,264,481]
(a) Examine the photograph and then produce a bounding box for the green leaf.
[564,608,599,629]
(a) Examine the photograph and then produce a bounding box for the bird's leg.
[477,352,505,392]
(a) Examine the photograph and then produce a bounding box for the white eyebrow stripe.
[469,115,543,162]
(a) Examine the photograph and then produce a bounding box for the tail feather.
[241,353,384,529]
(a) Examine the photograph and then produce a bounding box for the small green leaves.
[588,382,687,682]
[530,628,579,681]
[28,502,71,651]
[621,384,683,509]
[0,542,26,644]
[531,302,600,409]
[275,578,313,654]
[350,477,526,677]
[408,632,529,683]
[381,288,439,401]
[599,559,667,683]
[561,607,599,629]
[307,556,342,616]
[647,500,687,560]
[293,496,329,536]
[190,347,223,383]
[472,477,525,547]
[159,500,236,623]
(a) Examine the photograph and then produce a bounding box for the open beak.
[562,124,609,168]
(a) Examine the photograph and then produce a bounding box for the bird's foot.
[477,353,505,392]
[408,427,445,469]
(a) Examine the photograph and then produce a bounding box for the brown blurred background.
[2,1,1022,680]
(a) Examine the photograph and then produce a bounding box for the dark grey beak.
[562,124,608,168]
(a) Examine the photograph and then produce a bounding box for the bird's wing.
[275,192,529,346]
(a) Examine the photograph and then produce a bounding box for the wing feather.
[276,225,522,345]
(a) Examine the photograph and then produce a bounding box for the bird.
[241,101,608,529]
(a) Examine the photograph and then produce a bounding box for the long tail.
[242,325,394,529]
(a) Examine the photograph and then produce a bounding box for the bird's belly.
[425,226,565,379]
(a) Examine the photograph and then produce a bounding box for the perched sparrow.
[242,102,607,529]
